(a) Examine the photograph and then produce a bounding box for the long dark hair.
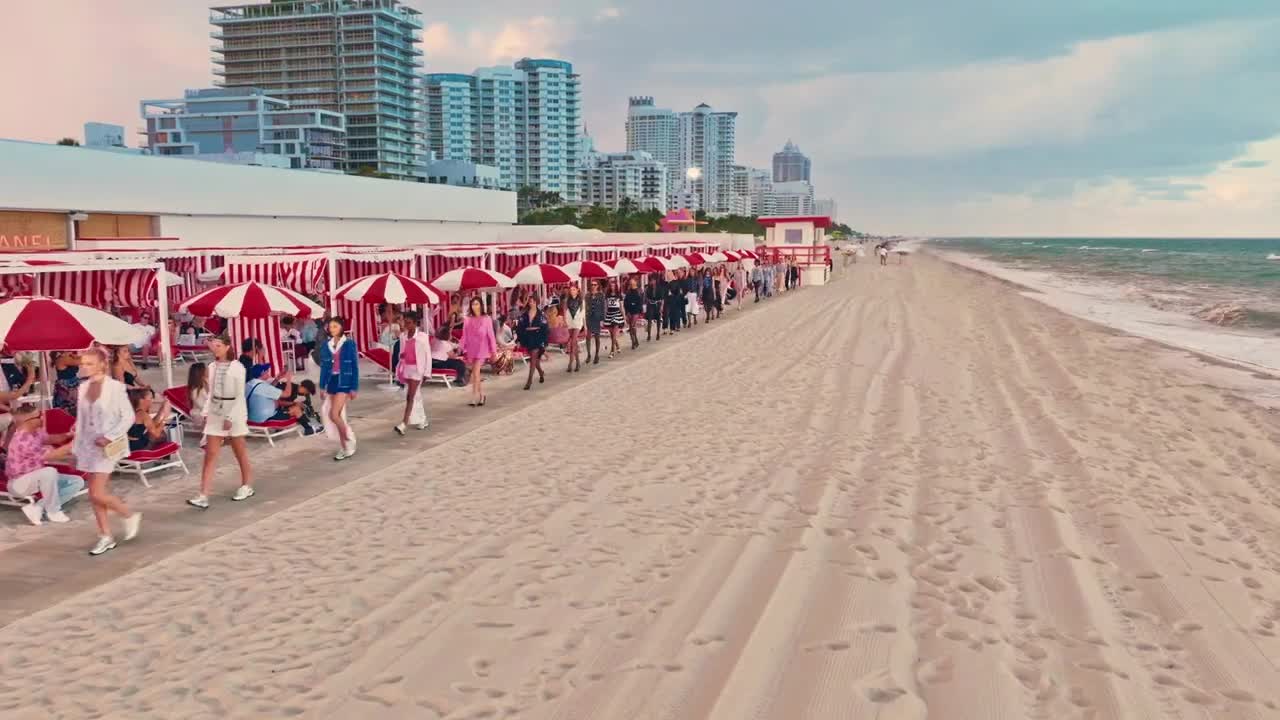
[467,296,486,317]
[328,316,348,337]
[186,362,207,395]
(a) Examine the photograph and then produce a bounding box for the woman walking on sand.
[563,284,586,372]
[394,311,431,435]
[74,347,142,556]
[586,280,606,364]
[604,281,626,358]
[516,294,549,390]
[624,277,644,350]
[644,275,664,342]
[188,334,253,509]
[461,297,496,406]
[318,317,360,460]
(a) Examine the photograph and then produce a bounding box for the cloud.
[595,7,622,21]
[424,17,568,72]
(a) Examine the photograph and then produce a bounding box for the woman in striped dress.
[604,282,626,359]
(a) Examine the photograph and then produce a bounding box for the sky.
[2,0,1279,236]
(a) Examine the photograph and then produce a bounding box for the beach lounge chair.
[362,345,398,388]
[424,368,458,389]
[164,386,299,447]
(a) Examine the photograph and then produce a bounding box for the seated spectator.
[430,326,468,378]
[51,352,80,417]
[294,379,323,435]
[493,317,516,375]
[239,338,265,375]
[245,365,294,423]
[111,345,149,389]
[4,403,82,525]
[0,361,37,432]
[297,316,319,358]
[185,362,209,431]
[127,388,172,452]
[546,306,569,347]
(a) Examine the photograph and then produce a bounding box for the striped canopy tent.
[420,249,488,328]
[543,247,584,266]
[491,247,541,317]
[333,252,416,352]
[210,263,324,375]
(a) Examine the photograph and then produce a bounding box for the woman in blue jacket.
[317,316,360,461]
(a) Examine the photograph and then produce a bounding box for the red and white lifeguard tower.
[756,215,832,286]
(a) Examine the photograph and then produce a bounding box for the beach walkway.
[2,255,1279,720]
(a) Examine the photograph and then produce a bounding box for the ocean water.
[933,238,1280,332]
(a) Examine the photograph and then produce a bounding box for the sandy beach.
[2,253,1280,720]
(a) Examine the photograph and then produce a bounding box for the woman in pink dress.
[460,297,497,407]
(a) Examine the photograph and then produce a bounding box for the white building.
[678,103,737,215]
[765,180,816,216]
[625,97,680,203]
[815,197,838,222]
[140,88,346,171]
[732,165,772,215]
[425,159,501,190]
[670,184,700,213]
[578,150,667,212]
[627,97,736,213]
[422,58,582,201]
[84,122,127,149]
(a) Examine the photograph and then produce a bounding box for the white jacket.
[396,329,433,381]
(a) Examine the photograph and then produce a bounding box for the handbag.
[103,435,129,462]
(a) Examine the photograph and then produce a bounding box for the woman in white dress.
[189,335,253,509]
[74,347,142,556]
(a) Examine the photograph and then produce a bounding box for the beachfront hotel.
[210,0,425,181]
[140,88,346,171]
[422,59,584,202]
[627,98,738,214]
[577,150,669,212]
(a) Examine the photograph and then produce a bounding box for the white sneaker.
[187,495,210,510]
[416,421,429,430]
[232,485,255,502]
[334,449,349,461]
[394,423,406,436]
[89,536,117,556]
[20,505,42,526]
[47,511,70,523]
[345,436,357,458]
[123,513,142,542]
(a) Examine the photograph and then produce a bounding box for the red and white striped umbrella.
[635,256,673,273]
[737,249,759,260]
[564,260,619,279]
[665,254,692,270]
[706,251,730,263]
[430,266,516,292]
[684,252,718,266]
[0,296,145,351]
[334,271,442,305]
[722,250,742,262]
[608,258,646,275]
[511,263,578,285]
[179,281,324,319]
[197,266,226,284]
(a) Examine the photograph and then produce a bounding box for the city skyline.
[2,1,1278,235]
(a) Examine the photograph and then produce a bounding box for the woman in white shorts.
[188,334,253,509]
[74,347,142,556]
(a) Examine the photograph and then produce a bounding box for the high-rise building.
[679,103,737,215]
[141,88,346,170]
[764,180,816,216]
[579,150,668,212]
[625,97,680,202]
[210,0,425,181]
[815,197,837,221]
[423,73,474,162]
[772,139,811,183]
[421,58,582,201]
[732,165,772,215]
[627,98,736,213]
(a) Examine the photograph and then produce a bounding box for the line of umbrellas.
[0,249,762,354]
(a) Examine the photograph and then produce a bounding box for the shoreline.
[926,246,1280,409]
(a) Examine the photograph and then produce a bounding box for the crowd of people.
[2,256,811,556]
